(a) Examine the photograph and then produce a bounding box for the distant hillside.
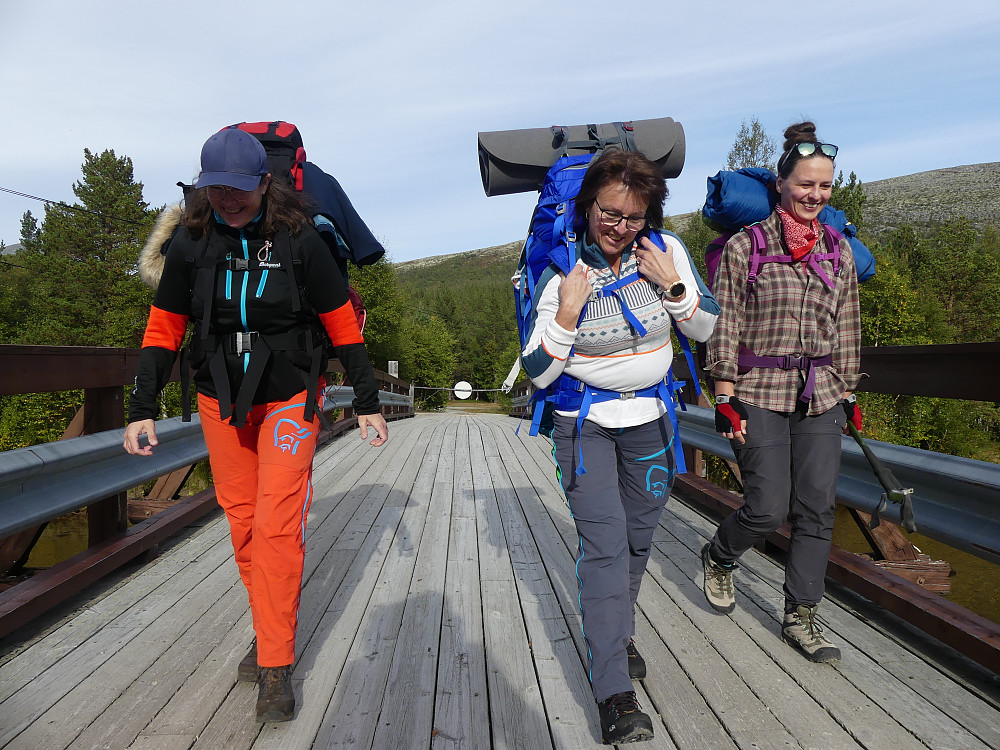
[862,162,1000,236]
[396,240,521,289]
[397,163,1000,285]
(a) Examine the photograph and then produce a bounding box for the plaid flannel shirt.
[705,210,862,415]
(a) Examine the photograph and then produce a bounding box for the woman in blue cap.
[124,127,388,722]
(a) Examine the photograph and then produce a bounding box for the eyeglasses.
[594,199,647,231]
[206,185,254,199]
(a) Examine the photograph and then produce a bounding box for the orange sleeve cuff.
[141,306,189,350]
[319,303,364,346]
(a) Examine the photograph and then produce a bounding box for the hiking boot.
[782,605,841,663]
[701,543,736,614]
[626,639,646,680]
[256,665,295,722]
[597,691,654,744]
[238,639,258,682]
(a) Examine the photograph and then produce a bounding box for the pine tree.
[726,117,777,173]
[830,171,866,229]
[15,149,156,347]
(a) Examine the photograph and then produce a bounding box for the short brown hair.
[574,149,668,229]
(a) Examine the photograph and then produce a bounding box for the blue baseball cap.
[194,128,269,191]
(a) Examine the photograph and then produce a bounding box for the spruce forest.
[2,127,999,464]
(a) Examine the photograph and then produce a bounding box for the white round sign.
[453,381,473,400]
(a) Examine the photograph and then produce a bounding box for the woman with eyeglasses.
[124,127,388,722]
[521,149,718,744]
[701,121,862,663]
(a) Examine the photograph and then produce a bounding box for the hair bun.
[782,121,818,152]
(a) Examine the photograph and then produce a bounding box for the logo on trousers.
[274,419,312,455]
[645,465,673,500]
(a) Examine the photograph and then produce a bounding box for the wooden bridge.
[1,413,997,749]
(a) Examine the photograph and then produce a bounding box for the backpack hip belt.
[736,348,833,404]
[549,373,686,477]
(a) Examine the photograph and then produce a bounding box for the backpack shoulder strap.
[745,223,768,300]
[821,222,843,278]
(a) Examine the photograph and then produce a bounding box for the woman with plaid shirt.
[701,121,862,663]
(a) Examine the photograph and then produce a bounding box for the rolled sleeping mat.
[478,117,685,196]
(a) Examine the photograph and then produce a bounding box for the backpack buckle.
[232,258,249,271]
[619,390,636,401]
[234,331,258,355]
[779,355,805,370]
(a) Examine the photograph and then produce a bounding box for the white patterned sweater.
[522,230,719,428]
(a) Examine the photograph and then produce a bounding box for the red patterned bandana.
[776,206,818,260]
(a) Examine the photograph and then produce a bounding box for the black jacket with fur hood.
[129,205,379,425]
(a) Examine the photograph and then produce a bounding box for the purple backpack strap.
[705,234,729,289]
[745,224,768,301]
[821,223,842,278]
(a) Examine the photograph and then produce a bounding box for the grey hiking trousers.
[553,412,675,703]
[709,402,844,610]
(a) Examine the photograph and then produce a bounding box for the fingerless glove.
[715,395,748,435]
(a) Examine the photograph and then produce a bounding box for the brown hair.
[181,177,313,238]
[574,149,668,229]
[776,121,835,179]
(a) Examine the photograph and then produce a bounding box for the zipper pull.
[258,240,272,263]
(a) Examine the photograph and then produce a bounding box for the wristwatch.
[716,394,731,404]
[666,280,686,299]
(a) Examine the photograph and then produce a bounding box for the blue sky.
[1,0,998,262]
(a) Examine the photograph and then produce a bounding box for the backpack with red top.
[230,121,382,332]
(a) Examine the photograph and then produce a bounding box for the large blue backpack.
[510,142,700,474]
[702,167,876,283]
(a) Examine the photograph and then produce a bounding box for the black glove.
[715,395,748,436]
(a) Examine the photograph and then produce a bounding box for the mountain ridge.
[396,162,1000,274]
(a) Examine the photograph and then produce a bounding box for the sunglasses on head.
[782,142,838,162]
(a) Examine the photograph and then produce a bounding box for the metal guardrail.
[0,387,410,539]
[509,388,1000,567]
[674,404,1000,566]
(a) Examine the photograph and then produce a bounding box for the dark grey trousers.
[553,413,675,702]
[710,402,843,610]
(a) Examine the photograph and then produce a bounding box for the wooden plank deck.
[0,413,997,750]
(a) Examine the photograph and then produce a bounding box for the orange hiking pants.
[198,387,322,667]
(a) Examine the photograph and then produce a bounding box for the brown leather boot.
[256,665,294,722]
[238,639,258,682]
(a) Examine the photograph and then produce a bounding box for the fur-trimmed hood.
[138,203,182,288]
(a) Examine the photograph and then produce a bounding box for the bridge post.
[73,386,128,546]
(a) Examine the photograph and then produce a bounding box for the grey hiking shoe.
[597,691,653,744]
[782,605,841,663]
[701,543,736,613]
[238,638,258,682]
[256,665,295,722]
